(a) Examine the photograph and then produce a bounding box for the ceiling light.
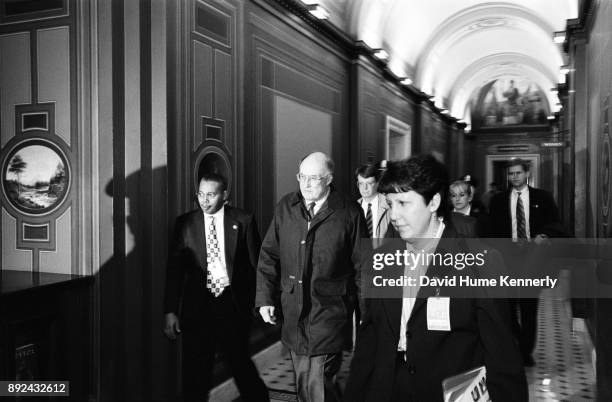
[309,5,329,19]
[373,49,389,61]
[401,78,413,86]
[553,31,566,44]
[547,115,556,120]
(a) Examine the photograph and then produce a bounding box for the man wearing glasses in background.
[257,152,367,402]
[356,162,391,241]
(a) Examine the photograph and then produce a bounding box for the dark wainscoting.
[0,270,93,401]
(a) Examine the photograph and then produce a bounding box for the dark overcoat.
[256,190,367,355]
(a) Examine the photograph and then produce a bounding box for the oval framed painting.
[2,138,71,216]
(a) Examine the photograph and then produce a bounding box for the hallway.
[2,0,612,400]
[213,271,597,401]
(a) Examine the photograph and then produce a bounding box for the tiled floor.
[525,293,595,401]
[261,351,353,402]
[214,284,597,401]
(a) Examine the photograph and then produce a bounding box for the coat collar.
[289,189,346,210]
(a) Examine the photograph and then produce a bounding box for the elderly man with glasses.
[256,151,368,402]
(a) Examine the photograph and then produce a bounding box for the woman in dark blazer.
[345,155,527,402]
[449,179,488,236]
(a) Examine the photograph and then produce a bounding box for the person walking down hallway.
[488,158,563,367]
[356,163,391,241]
[344,155,527,402]
[448,179,487,237]
[257,152,367,402]
[163,173,269,402]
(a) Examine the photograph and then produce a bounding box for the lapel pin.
[232,225,238,230]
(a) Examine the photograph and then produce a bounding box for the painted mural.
[470,77,550,131]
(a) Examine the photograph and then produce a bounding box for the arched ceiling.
[343,0,578,125]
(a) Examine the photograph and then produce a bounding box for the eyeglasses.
[296,173,329,184]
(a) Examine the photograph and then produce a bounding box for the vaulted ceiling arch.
[343,0,578,121]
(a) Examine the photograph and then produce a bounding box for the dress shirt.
[304,190,330,229]
[204,207,229,283]
[361,195,379,236]
[510,187,531,241]
[398,220,445,351]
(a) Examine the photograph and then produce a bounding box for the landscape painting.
[3,143,69,214]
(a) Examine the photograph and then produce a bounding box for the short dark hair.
[355,163,381,181]
[199,172,228,192]
[378,154,449,206]
[507,158,530,172]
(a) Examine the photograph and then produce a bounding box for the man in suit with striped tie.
[164,173,269,401]
[489,158,562,367]
[356,163,391,242]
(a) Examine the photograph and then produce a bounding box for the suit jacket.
[164,205,261,329]
[449,212,479,237]
[488,186,563,238]
[344,226,527,402]
[357,193,391,239]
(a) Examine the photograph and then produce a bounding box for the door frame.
[485,153,540,190]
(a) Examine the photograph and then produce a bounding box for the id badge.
[427,297,451,331]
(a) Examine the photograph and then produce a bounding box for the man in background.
[489,158,563,367]
[356,162,391,241]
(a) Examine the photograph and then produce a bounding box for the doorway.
[485,154,540,191]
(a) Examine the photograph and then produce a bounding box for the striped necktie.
[366,202,373,238]
[516,192,527,239]
[308,202,316,221]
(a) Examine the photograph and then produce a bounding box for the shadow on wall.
[97,166,179,402]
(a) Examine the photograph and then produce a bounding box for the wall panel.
[192,40,213,149]
[1,207,32,269]
[0,32,31,148]
[0,3,77,275]
[39,206,71,273]
[180,0,238,209]
[37,26,70,145]
[274,95,332,202]
[246,0,349,229]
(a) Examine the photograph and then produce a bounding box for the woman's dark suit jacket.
[344,226,527,402]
